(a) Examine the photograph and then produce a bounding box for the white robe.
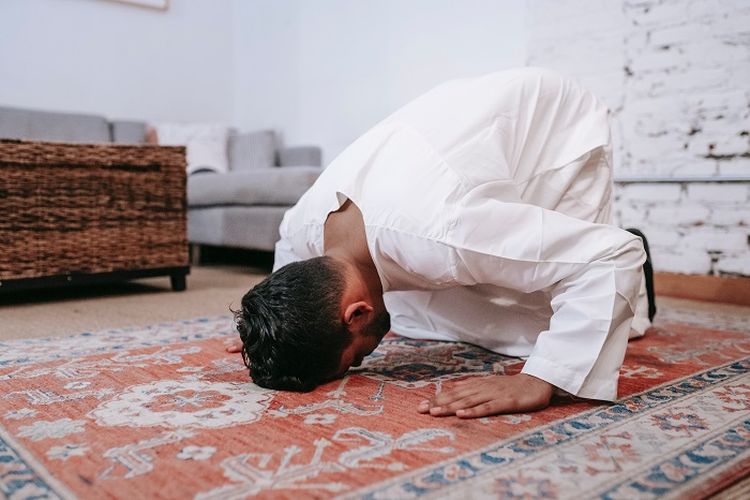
[273,67,649,401]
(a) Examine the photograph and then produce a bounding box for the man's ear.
[343,301,374,326]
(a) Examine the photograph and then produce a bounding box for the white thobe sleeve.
[272,214,306,272]
[272,237,302,272]
[448,200,645,401]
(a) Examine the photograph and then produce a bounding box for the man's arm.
[419,199,644,417]
[272,232,302,272]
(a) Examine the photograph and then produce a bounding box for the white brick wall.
[687,184,748,203]
[528,0,750,276]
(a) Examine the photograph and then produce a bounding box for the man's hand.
[224,338,243,353]
[417,373,554,418]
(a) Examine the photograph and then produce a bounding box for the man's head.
[235,256,390,391]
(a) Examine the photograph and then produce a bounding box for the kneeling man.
[230,67,654,418]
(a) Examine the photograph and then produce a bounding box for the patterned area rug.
[1,304,749,499]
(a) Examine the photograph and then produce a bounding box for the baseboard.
[655,272,750,306]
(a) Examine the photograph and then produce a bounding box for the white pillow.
[155,122,229,175]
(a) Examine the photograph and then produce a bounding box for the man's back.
[276,67,614,275]
[387,67,610,186]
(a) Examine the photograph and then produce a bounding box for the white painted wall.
[527,0,750,276]
[232,0,527,163]
[0,0,234,123]
[1,0,525,157]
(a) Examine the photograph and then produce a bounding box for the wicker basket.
[0,139,189,291]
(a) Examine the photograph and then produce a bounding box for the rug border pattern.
[346,358,750,499]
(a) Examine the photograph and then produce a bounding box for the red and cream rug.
[1,304,749,499]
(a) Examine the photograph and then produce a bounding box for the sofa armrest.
[278,146,322,167]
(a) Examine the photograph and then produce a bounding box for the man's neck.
[324,199,383,298]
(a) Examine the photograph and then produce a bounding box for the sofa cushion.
[156,122,229,175]
[111,120,147,144]
[278,145,322,167]
[228,130,275,170]
[187,167,320,207]
[0,106,110,143]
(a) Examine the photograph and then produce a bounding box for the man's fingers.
[456,400,511,418]
[418,378,497,415]
[430,386,477,407]
[418,392,491,417]
[455,394,548,418]
[429,394,494,416]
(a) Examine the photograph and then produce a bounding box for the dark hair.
[234,256,351,391]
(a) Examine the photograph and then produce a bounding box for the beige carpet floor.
[0,264,266,340]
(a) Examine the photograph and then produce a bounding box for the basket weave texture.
[0,139,189,281]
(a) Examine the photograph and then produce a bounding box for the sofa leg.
[190,244,202,266]
[170,273,187,292]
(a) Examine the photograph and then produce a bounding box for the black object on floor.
[626,228,657,322]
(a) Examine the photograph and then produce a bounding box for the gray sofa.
[186,131,321,253]
[0,105,322,255]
